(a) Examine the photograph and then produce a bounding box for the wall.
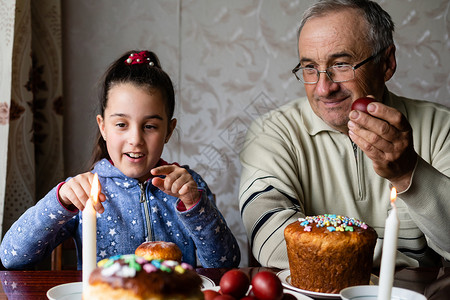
[62,0,450,266]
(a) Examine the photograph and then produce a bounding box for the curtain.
[0,0,64,255]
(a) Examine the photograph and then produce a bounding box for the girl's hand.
[151,165,200,210]
[58,172,106,213]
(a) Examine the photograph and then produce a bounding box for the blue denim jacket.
[0,159,240,269]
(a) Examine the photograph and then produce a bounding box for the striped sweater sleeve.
[239,116,305,269]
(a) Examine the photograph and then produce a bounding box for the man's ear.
[165,118,177,143]
[383,44,397,82]
[96,115,106,141]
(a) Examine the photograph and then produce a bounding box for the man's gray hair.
[298,0,395,58]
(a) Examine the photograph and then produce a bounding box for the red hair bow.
[125,51,154,66]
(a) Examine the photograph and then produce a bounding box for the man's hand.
[348,101,417,191]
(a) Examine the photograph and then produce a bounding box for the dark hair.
[298,0,395,61]
[89,50,175,169]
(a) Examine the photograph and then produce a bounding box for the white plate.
[200,274,216,288]
[47,275,214,299]
[277,270,378,299]
[47,282,82,300]
[202,285,314,300]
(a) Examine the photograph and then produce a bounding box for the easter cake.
[135,241,183,263]
[82,254,203,300]
[284,214,378,294]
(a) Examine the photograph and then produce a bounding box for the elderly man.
[239,0,449,269]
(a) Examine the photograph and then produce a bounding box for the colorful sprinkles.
[298,214,368,232]
[97,254,193,278]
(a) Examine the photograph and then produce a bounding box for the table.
[0,267,448,299]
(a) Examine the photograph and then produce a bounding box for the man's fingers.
[367,102,410,132]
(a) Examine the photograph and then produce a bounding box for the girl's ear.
[165,118,177,143]
[96,115,106,141]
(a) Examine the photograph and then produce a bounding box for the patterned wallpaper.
[0,0,16,236]
[62,0,450,266]
[0,0,65,238]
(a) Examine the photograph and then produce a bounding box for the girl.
[0,50,240,269]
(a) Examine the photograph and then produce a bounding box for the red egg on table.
[203,289,221,300]
[251,271,284,300]
[219,269,250,299]
[214,295,236,300]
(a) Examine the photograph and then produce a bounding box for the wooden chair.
[51,244,62,270]
[51,238,77,270]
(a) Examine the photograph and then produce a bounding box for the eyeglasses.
[292,48,386,84]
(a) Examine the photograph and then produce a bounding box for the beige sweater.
[239,91,450,269]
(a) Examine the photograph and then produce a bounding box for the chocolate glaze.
[89,257,202,297]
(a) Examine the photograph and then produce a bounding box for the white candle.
[378,187,399,300]
[82,173,100,291]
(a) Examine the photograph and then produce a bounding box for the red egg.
[251,271,284,300]
[203,290,221,300]
[351,97,375,113]
[214,295,236,300]
[241,296,258,300]
[219,269,250,299]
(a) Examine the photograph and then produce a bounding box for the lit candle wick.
[390,187,397,204]
[90,173,100,206]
